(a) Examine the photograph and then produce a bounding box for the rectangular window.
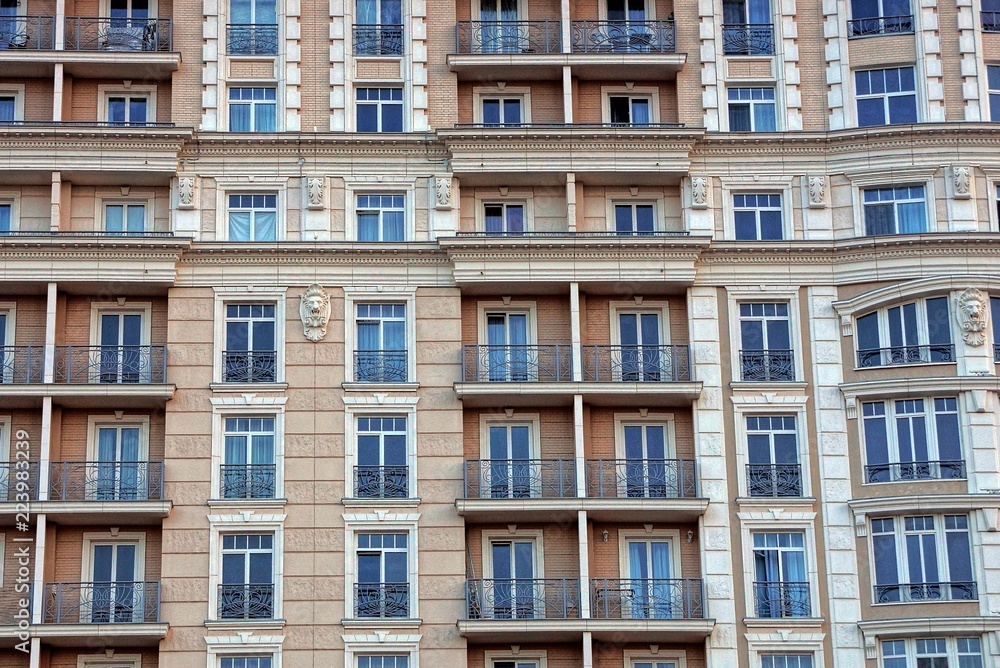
[91,424,147,500]
[354,0,403,56]
[862,398,963,483]
[494,661,541,668]
[482,97,523,126]
[221,417,276,499]
[752,532,809,618]
[629,662,679,668]
[356,533,409,618]
[0,202,9,232]
[992,296,1000,360]
[228,193,277,241]
[609,95,652,125]
[223,304,277,382]
[107,95,148,126]
[734,193,782,240]
[848,0,912,36]
[357,88,403,132]
[862,185,926,236]
[728,88,776,132]
[484,202,525,235]
[220,533,274,619]
[356,194,405,241]
[104,203,146,234]
[614,203,655,235]
[855,297,953,367]
[358,658,409,668]
[229,87,277,132]
[856,67,917,127]
[355,303,407,382]
[882,637,983,668]
[0,95,14,123]
[722,0,774,54]
[738,302,794,381]
[746,415,800,497]
[228,0,278,55]
[762,657,813,668]
[871,515,975,604]
[990,66,1000,121]
[356,416,408,498]
[221,658,273,668]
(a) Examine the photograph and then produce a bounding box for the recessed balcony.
[45,461,169,523]
[0,345,44,384]
[721,23,774,55]
[580,344,701,406]
[353,23,404,56]
[585,458,706,520]
[38,581,166,646]
[589,577,711,640]
[0,461,39,527]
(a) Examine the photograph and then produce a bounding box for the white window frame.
[354,86,405,132]
[343,634,420,668]
[613,413,676,459]
[476,301,538,346]
[354,192,407,242]
[845,168,936,237]
[344,512,420,621]
[860,184,928,236]
[0,85,25,123]
[206,633,284,668]
[352,302,408,382]
[97,85,157,124]
[210,397,286,502]
[343,287,417,389]
[736,511,819,619]
[726,86,779,132]
[601,86,660,124]
[214,180,288,242]
[344,179,417,243]
[609,200,660,234]
[474,190,534,233]
[731,192,785,240]
[226,191,280,242]
[878,636,984,667]
[719,178,794,240]
[99,0,158,15]
[77,654,143,668]
[87,414,150,459]
[727,288,804,385]
[80,531,147,593]
[482,528,544,581]
[480,412,542,459]
[609,301,671,347]
[89,301,152,348]
[746,635,825,668]
[622,650,687,668]
[617,528,682,579]
[0,193,19,233]
[206,512,285,622]
[226,86,280,132]
[344,396,418,503]
[732,395,811,498]
[484,651,548,668]
[853,66,920,128]
[473,86,532,125]
[0,531,5,587]
[212,287,287,386]
[0,301,16,367]
[481,201,529,234]
[852,296,953,369]
[97,197,153,233]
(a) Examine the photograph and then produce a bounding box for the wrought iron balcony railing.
[857,344,955,368]
[462,344,573,382]
[722,23,774,55]
[746,463,802,497]
[354,583,410,618]
[874,581,978,604]
[571,20,676,53]
[227,23,278,55]
[0,345,44,384]
[49,461,164,501]
[43,581,160,624]
[739,349,794,382]
[0,461,39,501]
[354,465,409,499]
[753,581,811,618]
[847,14,913,37]
[220,463,276,499]
[354,350,408,383]
[222,350,277,383]
[218,583,274,619]
[65,17,172,51]
[590,578,705,619]
[455,20,562,54]
[353,23,403,55]
[983,11,1000,31]
[0,15,55,49]
[54,345,166,384]
[586,459,698,498]
[581,344,691,382]
[464,459,576,499]
[864,460,966,483]
[466,578,580,620]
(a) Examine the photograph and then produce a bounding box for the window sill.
[342,382,419,392]
[743,617,824,629]
[736,496,817,509]
[730,381,807,391]
[204,618,286,631]
[342,617,422,630]
[342,497,421,508]
[210,382,288,393]
[207,497,287,510]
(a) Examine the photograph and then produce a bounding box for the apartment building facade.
[1,0,1000,666]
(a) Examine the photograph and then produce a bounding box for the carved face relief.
[956,287,988,346]
[299,284,331,342]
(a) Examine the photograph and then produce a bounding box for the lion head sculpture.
[299,284,331,342]
[956,287,988,347]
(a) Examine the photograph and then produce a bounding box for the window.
[221,417,276,499]
[0,202,12,233]
[855,297,953,367]
[94,310,148,384]
[481,310,534,381]
[104,203,146,234]
[614,203,656,235]
[493,661,540,668]
[762,657,813,668]
[355,417,408,498]
[107,95,148,126]
[734,193,782,239]
[228,193,277,241]
[87,540,143,622]
[746,415,801,497]
[484,536,539,619]
[355,303,407,382]
[354,0,403,56]
[848,0,912,36]
[91,423,148,501]
[228,0,278,55]
[478,0,523,52]
[609,95,652,125]
[358,658,409,668]
[223,304,277,382]
[619,423,678,498]
[357,88,403,132]
[221,659,273,668]
[219,533,274,619]
[992,296,1000,360]
[356,533,409,618]
[484,202,525,235]
[863,398,964,483]
[728,88,776,131]
[623,537,679,619]
[484,422,536,498]
[752,532,810,618]
[229,88,277,132]
[482,97,523,126]
[856,67,917,127]
[0,96,14,123]
[871,515,975,603]
[989,66,1000,121]
[738,302,794,381]
[722,0,774,54]
[629,662,680,668]
[862,185,926,236]
[882,637,982,668]
[356,194,405,241]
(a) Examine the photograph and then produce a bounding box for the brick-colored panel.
[356,60,403,79]
[50,526,163,583]
[466,523,580,578]
[590,522,702,580]
[586,407,694,459]
[463,407,575,459]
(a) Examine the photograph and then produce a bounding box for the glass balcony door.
[98,312,144,383]
[626,539,674,618]
[618,312,662,381]
[622,424,672,498]
[486,312,530,381]
[488,424,534,499]
[95,425,143,500]
[479,0,520,53]
[90,543,139,623]
[489,539,536,619]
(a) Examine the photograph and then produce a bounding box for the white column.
[329,0,347,130]
[54,0,65,48]
[918,0,945,121]
[566,172,577,232]
[778,0,803,130]
[570,282,582,382]
[42,283,57,385]
[202,0,220,131]
[958,0,983,120]
[823,0,849,129]
[562,65,573,123]
[409,0,429,131]
[698,0,720,130]
[578,510,590,619]
[574,394,585,498]
[560,0,570,53]
[284,0,302,131]
[582,630,594,668]
[51,64,63,122]
[49,172,61,232]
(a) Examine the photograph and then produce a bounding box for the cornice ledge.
[857,616,1000,637]
[180,242,449,264]
[438,235,711,252]
[849,493,1000,516]
[839,375,1000,399]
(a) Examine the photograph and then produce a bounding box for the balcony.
[864,460,966,484]
[847,15,913,37]
[218,583,274,620]
[0,345,44,384]
[54,345,166,384]
[738,349,794,382]
[856,344,955,368]
[353,350,408,383]
[226,23,278,55]
[465,578,580,635]
[753,581,811,618]
[354,583,410,618]
[586,458,705,520]
[65,16,171,51]
[45,461,169,523]
[983,11,1000,31]
[461,458,576,519]
[220,463,276,500]
[222,350,277,384]
[582,344,690,382]
[721,23,774,55]
[874,581,978,604]
[353,465,409,499]
[458,344,573,405]
[0,461,39,526]
[455,19,561,54]
[570,20,675,53]
[0,15,55,50]
[590,578,704,621]
[746,463,802,498]
[38,581,166,645]
[353,23,403,56]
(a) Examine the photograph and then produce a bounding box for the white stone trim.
[344,397,419,499]
[205,633,285,668]
[343,512,420,620]
[214,179,290,242]
[472,86,533,124]
[600,85,661,124]
[209,399,286,500]
[93,191,156,234]
[343,286,418,384]
[0,85,25,123]
[718,176,796,241]
[726,286,805,384]
[777,0,803,130]
[622,649,685,668]
[212,286,288,384]
[846,170,938,237]
[745,634,824,668]
[476,300,538,346]
[77,653,142,668]
[86,415,151,462]
[481,527,544,579]
[484,650,548,668]
[342,633,421,668]
[736,513,821,620]
[730,395,811,498]
[617,528,683,579]
[343,177,418,242]
[80,531,147,584]
[473,189,535,233]
[479,412,541,459]
[96,84,157,124]
[88,301,152,348]
[206,513,287,622]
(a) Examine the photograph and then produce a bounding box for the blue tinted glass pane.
[382,103,403,131]
[358,105,378,132]
[888,94,917,124]
[857,98,885,127]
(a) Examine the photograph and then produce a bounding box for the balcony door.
[94,425,143,501]
[617,311,662,381]
[625,538,675,619]
[621,424,673,498]
[0,0,20,50]
[607,0,646,22]
[479,0,521,53]
[487,424,535,499]
[485,312,530,381]
[488,539,537,619]
[357,416,407,498]
[90,542,140,623]
[97,312,145,384]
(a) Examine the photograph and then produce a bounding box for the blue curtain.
[357,0,377,24]
[106,205,124,232]
[896,201,926,233]
[0,205,10,232]
[229,212,251,241]
[254,103,277,132]
[632,100,650,125]
[230,103,251,132]
[97,428,118,500]
[120,427,140,499]
[127,205,145,232]
[253,211,276,240]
